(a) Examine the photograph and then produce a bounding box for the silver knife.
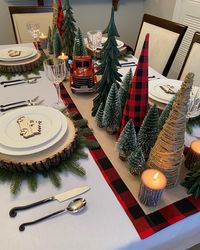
[9,185,90,217]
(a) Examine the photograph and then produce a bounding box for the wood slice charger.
[0,52,41,73]
[0,118,78,172]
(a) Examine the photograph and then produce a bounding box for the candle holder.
[39,33,48,49]
[138,169,167,207]
[185,140,200,170]
[58,53,69,80]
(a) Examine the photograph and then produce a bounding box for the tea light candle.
[58,53,68,61]
[185,140,200,170]
[138,169,167,206]
[39,33,48,49]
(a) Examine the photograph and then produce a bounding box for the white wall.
[0,0,144,47]
[144,0,176,20]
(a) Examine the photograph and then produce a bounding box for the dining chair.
[9,6,52,43]
[178,32,200,87]
[134,14,187,77]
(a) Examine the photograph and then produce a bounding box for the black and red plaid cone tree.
[117,33,149,136]
[62,0,77,58]
[57,0,64,37]
[92,7,122,116]
[147,73,194,188]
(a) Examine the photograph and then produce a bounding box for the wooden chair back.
[134,14,187,76]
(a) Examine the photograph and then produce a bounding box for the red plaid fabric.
[57,0,64,37]
[118,33,149,136]
[60,83,200,240]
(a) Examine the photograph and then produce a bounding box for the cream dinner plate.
[0,114,67,156]
[0,47,37,61]
[85,37,124,49]
[0,107,68,156]
[0,106,63,149]
[97,37,124,49]
[149,79,182,104]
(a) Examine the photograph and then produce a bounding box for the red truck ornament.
[70,55,97,93]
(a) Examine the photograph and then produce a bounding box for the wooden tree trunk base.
[0,118,78,173]
[0,53,41,73]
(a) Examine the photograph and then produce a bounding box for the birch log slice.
[0,53,41,73]
[0,118,78,172]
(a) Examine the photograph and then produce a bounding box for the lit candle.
[185,140,200,170]
[58,52,69,61]
[39,33,48,49]
[138,169,167,206]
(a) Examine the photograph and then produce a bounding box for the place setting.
[85,30,127,59]
[1,0,200,249]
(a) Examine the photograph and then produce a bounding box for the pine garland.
[0,113,99,195]
[181,161,200,198]
[186,115,200,134]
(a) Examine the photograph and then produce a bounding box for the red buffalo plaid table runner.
[60,84,200,240]
[118,33,149,136]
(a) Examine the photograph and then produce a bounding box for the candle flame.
[153,172,159,180]
[41,33,44,36]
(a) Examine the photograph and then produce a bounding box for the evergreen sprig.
[181,161,200,198]
[186,115,200,134]
[0,53,47,80]
[0,115,99,195]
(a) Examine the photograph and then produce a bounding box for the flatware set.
[0,96,44,112]
[19,198,87,231]
[3,78,38,87]
[9,186,90,231]
[0,76,41,85]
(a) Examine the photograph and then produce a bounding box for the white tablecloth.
[0,44,200,250]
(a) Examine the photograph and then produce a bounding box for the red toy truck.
[70,55,96,93]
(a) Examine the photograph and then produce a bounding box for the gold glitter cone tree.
[147,73,194,188]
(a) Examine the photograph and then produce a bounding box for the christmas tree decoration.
[73,27,88,57]
[53,29,63,57]
[137,104,159,159]
[92,8,122,116]
[118,33,149,136]
[181,160,200,198]
[158,95,176,131]
[52,0,58,31]
[117,119,137,160]
[185,140,200,170]
[62,0,77,58]
[118,68,133,109]
[102,82,121,134]
[57,0,64,37]
[95,102,104,128]
[128,147,145,175]
[147,73,194,188]
[47,26,54,54]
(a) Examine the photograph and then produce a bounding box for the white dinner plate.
[149,79,182,104]
[0,111,67,156]
[97,37,124,49]
[0,47,37,61]
[85,37,124,50]
[0,106,64,149]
